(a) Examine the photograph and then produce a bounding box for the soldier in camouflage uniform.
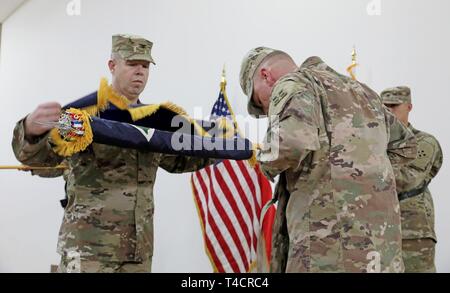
[240,47,418,273]
[381,86,443,273]
[12,34,212,273]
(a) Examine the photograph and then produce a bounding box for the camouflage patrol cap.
[239,47,283,116]
[381,86,412,105]
[112,34,155,64]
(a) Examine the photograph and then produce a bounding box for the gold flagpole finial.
[221,64,227,84]
[220,64,227,91]
[351,46,357,65]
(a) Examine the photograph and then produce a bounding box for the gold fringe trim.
[97,78,110,111]
[99,79,211,138]
[247,150,257,168]
[160,101,188,116]
[247,143,261,168]
[50,108,93,157]
[82,105,99,117]
[128,101,188,122]
[192,120,210,137]
[107,89,131,110]
[247,152,257,168]
[127,101,209,136]
[97,77,131,110]
[128,104,161,121]
[159,102,210,137]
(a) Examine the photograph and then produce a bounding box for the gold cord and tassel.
[346,46,358,81]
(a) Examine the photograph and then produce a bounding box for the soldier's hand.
[24,102,62,140]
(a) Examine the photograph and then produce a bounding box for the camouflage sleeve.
[12,118,64,178]
[258,89,320,180]
[426,136,443,182]
[158,154,215,174]
[384,106,417,167]
[394,135,442,192]
[394,157,426,193]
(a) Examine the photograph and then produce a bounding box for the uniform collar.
[300,56,325,69]
[407,123,419,135]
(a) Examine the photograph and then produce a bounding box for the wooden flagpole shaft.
[0,165,68,170]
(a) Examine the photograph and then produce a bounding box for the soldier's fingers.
[37,107,62,116]
[42,109,63,118]
[34,109,61,120]
[38,102,62,109]
[38,124,56,132]
[31,115,60,128]
[41,114,61,123]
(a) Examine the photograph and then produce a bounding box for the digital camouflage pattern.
[112,34,155,64]
[393,124,443,272]
[253,56,418,273]
[56,253,152,273]
[393,125,442,240]
[381,86,443,272]
[402,238,437,273]
[12,117,212,272]
[380,86,411,105]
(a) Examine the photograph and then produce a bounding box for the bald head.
[257,52,296,73]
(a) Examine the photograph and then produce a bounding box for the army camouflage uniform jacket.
[12,117,212,265]
[258,57,418,273]
[394,124,443,241]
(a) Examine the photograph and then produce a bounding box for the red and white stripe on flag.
[191,160,275,273]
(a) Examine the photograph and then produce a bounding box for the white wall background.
[0,0,449,273]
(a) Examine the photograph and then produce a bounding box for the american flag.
[190,79,275,273]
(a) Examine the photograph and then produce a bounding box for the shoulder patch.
[270,73,311,116]
[412,138,435,171]
[272,88,289,108]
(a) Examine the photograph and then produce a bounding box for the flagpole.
[220,65,242,136]
[0,164,68,171]
[219,65,258,168]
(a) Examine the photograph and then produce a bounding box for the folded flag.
[49,108,254,161]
